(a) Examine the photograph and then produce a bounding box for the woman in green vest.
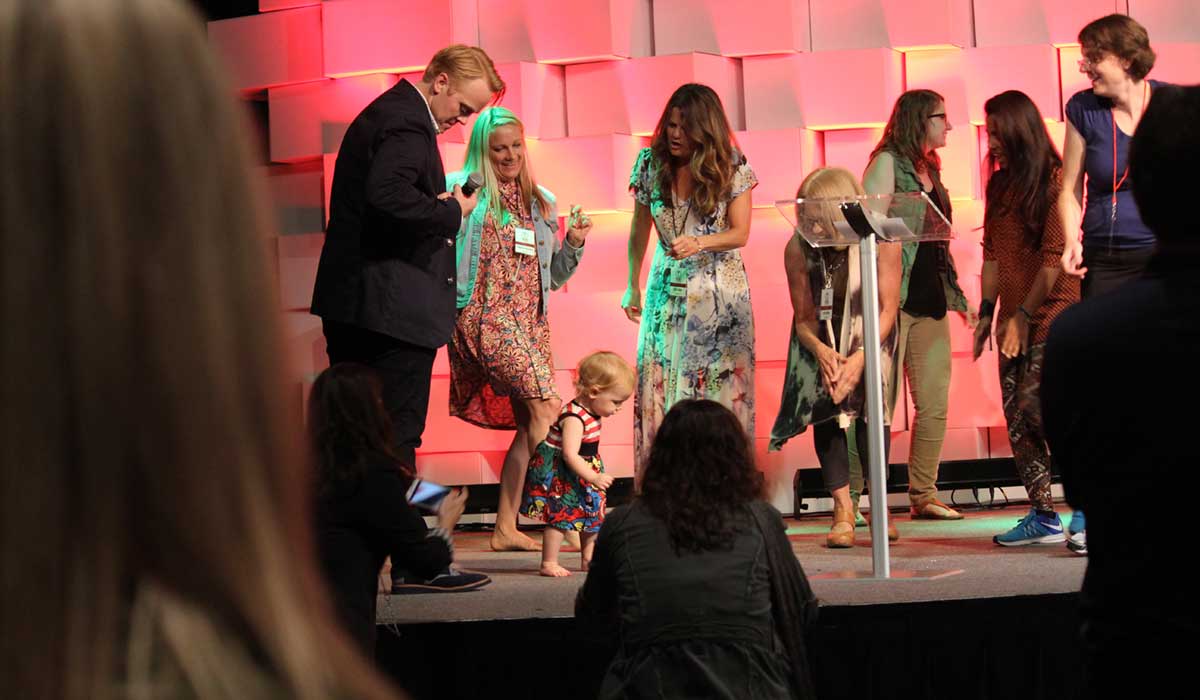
[856,89,971,525]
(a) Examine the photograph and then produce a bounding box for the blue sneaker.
[993,509,1066,546]
[1067,510,1087,555]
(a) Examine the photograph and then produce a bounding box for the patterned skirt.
[520,441,606,533]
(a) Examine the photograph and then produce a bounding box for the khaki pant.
[849,311,951,504]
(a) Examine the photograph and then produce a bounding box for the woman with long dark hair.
[577,400,816,699]
[310,363,487,653]
[858,89,970,527]
[974,91,1081,546]
[622,84,758,472]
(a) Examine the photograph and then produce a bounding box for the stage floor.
[378,503,1086,625]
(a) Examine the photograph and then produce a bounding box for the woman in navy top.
[1060,14,1162,298]
[1057,13,1162,556]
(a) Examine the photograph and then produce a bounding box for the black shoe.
[391,567,491,594]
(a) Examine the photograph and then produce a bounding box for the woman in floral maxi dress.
[622,84,758,471]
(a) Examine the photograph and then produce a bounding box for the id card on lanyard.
[514,226,536,256]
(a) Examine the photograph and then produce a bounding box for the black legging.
[814,417,891,492]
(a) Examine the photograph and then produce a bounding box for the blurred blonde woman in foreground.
[0,1,402,699]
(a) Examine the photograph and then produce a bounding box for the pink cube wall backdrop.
[211,0,1198,509]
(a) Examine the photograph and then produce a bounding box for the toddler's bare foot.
[491,530,541,552]
[539,562,572,577]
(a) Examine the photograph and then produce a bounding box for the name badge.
[668,267,689,298]
[514,227,536,256]
[818,286,834,321]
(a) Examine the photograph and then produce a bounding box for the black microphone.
[459,172,483,197]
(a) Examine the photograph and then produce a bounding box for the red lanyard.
[1110,81,1149,217]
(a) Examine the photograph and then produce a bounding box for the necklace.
[1108,80,1150,245]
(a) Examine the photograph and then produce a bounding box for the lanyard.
[1110,81,1149,227]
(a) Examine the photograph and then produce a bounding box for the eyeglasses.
[1078,51,1106,71]
[927,113,947,121]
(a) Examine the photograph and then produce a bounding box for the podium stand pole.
[858,232,890,578]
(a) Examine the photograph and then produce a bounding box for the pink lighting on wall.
[212,0,1200,495]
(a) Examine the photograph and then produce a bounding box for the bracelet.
[978,299,996,319]
[1017,305,1034,321]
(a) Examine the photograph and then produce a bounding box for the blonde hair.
[422,44,506,102]
[577,351,636,394]
[463,106,551,227]
[0,2,397,699]
[795,167,866,240]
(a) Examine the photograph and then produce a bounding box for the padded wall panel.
[653,0,811,57]
[208,6,324,92]
[1128,0,1200,43]
[744,50,904,131]
[277,233,323,311]
[264,160,326,235]
[261,0,320,10]
[559,213,647,295]
[498,63,567,139]
[973,0,1123,47]
[322,0,477,77]
[268,73,398,162]
[565,53,743,137]
[478,0,653,64]
[823,128,885,183]
[736,128,825,206]
[811,0,972,51]
[525,135,651,212]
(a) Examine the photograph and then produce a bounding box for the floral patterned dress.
[629,148,758,467]
[449,181,558,428]
[520,400,607,533]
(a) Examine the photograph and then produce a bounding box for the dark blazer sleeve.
[365,123,462,237]
[362,469,453,580]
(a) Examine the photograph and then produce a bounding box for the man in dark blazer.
[312,45,504,466]
[1042,85,1200,697]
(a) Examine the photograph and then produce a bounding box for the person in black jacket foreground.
[576,400,817,699]
[1041,84,1200,696]
[310,363,490,655]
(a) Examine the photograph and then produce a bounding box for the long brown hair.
[0,2,399,699]
[983,90,1063,250]
[640,400,764,554]
[309,364,412,498]
[650,83,740,217]
[870,89,944,174]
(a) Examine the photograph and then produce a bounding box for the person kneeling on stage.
[769,167,903,548]
[578,399,818,699]
[310,364,490,654]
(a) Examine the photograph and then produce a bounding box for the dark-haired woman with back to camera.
[576,399,817,700]
[973,91,1080,548]
[1056,13,1167,553]
[309,363,489,655]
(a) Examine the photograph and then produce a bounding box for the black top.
[902,185,950,319]
[312,79,463,349]
[576,500,814,700]
[1041,252,1200,684]
[315,458,452,652]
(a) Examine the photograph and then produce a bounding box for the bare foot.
[491,530,541,552]
[540,562,572,577]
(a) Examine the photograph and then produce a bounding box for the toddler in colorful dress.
[520,351,635,577]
